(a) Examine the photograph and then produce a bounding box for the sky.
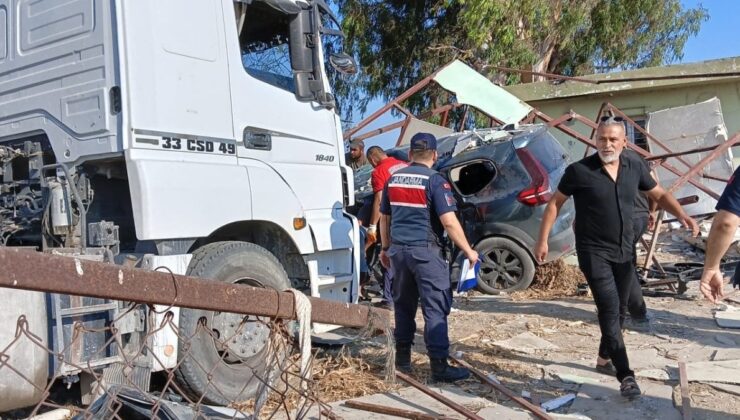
[349,1,740,151]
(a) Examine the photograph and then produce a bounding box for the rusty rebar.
[449,355,552,420]
[395,371,484,420]
[344,400,452,420]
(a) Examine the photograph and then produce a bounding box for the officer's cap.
[409,132,437,151]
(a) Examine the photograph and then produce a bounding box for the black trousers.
[578,252,635,382]
[625,215,648,319]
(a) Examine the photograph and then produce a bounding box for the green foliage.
[332,0,707,121]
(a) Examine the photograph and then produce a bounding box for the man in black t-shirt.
[535,117,698,399]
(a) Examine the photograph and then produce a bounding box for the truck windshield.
[237,2,295,92]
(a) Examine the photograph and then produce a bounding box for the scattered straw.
[512,259,585,300]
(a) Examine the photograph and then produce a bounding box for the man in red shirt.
[366,146,408,243]
[365,146,408,306]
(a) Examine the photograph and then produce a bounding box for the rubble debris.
[706,383,740,397]
[685,360,740,384]
[552,373,600,385]
[715,306,740,328]
[712,349,740,361]
[492,332,559,355]
[636,368,672,381]
[540,394,576,412]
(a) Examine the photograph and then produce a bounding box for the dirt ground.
[312,228,740,419]
[315,281,740,419]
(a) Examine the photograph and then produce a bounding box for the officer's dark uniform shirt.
[716,166,740,217]
[558,152,657,262]
[380,163,457,247]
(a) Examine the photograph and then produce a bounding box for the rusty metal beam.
[450,355,552,420]
[343,73,437,140]
[702,173,730,183]
[605,104,694,170]
[395,372,484,420]
[668,131,740,194]
[351,121,406,143]
[539,110,723,200]
[645,145,724,161]
[344,400,451,420]
[0,248,390,329]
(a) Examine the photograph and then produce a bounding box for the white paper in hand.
[457,258,479,293]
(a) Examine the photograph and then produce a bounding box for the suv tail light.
[515,148,552,206]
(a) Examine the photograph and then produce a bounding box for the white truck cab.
[0,0,359,408]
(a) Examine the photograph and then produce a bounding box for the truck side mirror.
[288,10,318,103]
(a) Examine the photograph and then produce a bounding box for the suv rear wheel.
[475,237,535,294]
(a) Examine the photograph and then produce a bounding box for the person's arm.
[439,213,478,265]
[534,191,569,263]
[699,209,739,303]
[378,183,393,269]
[367,191,383,242]
[644,185,699,236]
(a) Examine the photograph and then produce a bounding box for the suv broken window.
[450,161,497,196]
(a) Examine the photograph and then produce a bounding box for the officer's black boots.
[395,344,413,373]
[430,358,470,382]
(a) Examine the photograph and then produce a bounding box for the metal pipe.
[667,131,740,194]
[351,121,406,142]
[450,355,552,420]
[395,372,484,420]
[606,105,695,170]
[0,248,390,328]
[343,73,437,140]
[344,400,451,420]
[645,145,724,161]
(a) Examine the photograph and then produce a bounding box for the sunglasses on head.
[599,115,624,123]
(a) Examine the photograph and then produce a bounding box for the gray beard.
[598,151,619,164]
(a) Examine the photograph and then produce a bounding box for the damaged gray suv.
[354,124,576,293]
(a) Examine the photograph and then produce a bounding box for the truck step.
[102,363,151,393]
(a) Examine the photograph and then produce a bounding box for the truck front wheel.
[174,241,291,406]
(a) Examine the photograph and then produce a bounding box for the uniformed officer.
[700,165,740,303]
[379,132,478,382]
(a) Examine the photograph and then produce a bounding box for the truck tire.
[174,241,291,406]
[475,237,535,294]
